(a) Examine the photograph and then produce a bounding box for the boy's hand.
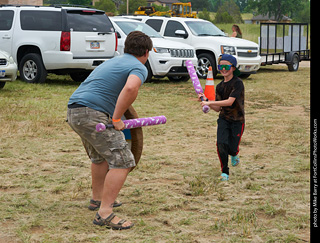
[113,120,125,131]
[198,92,207,102]
[201,101,210,107]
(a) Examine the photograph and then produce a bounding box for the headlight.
[153,47,170,54]
[221,45,236,55]
[9,56,15,64]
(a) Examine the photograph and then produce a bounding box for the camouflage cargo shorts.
[67,107,136,169]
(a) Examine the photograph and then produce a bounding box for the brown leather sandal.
[93,212,134,230]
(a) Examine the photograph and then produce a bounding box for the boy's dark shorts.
[67,107,135,169]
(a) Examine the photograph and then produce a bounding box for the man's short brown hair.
[124,31,153,57]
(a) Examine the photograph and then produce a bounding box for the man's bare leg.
[98,168,132,227]
[91,161,109,203]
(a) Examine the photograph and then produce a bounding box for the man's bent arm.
[113,74,142,121]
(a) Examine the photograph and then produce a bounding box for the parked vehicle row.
[1,4,263,89]
[122,15,262,79]
[111,17,197,82]
[0,5,118,85]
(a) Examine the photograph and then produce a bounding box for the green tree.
[152,4,169,12]
[44,0,68,5]
[292,0,310,23]
[235,0,249,12]
[68,0,91,6]
[94,0,116,13]
[247,0,304,21]
[198,8,212,22]
[118,0,147,14]
[214,0,243,23]
[180,0,214,11]
[215,11,234,23]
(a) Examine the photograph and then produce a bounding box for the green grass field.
[0,64,310,242]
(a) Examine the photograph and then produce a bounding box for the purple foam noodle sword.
[96,115,167,132]
[185,60,210,113]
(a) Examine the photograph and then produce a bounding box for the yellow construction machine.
[171,2,197,18]
[134,6,157,16]
[134,2,197,18]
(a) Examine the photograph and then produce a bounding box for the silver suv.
[0,5,118,83]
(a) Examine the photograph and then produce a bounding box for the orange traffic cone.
[204,66,215,101]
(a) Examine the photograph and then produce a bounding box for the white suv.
[111,17,197,82]
[124,16,261,79]
[0,49,17,89]
[0,5,118,83]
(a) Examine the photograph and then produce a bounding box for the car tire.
[144,61,153,82]
[168,76,189,82]
[196,53,216,79]
[70,71,91,82]
[19,53,47,83]
[0,82,6,89]
[239,74,251,79]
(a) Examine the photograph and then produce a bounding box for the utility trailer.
[259,23,310,71]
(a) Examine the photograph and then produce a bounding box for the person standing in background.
[231,24,242,38]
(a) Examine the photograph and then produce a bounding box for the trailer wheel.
[287,53,299,72]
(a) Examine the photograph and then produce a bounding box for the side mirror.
[175,30,188,39]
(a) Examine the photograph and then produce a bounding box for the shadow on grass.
[257,66,292,73]
[146,77,186,84]
[44,74,79,87]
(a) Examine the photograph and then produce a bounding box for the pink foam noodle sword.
[96,116,167,132]
[185,60,210,113]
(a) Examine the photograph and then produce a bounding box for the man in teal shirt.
[68,53,148,116]
[67,31,152,230]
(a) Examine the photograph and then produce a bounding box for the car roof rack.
[0,4,93,9]
[118,14,171,18]
[50,4,93,9]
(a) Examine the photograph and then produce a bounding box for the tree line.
[44,0,310,23]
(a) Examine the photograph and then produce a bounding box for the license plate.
[0,70,5,78]
[245,65,252,71]
[90,42,100,49]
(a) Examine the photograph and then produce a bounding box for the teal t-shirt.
[68,54,147,116]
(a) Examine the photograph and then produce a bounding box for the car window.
[67,10,113,32]
[0,10,14,30]
[146,19,163,32]
[115,21,162,38]
[164,20,187,37]
[185,21,225,36]
[20,10,62,31]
